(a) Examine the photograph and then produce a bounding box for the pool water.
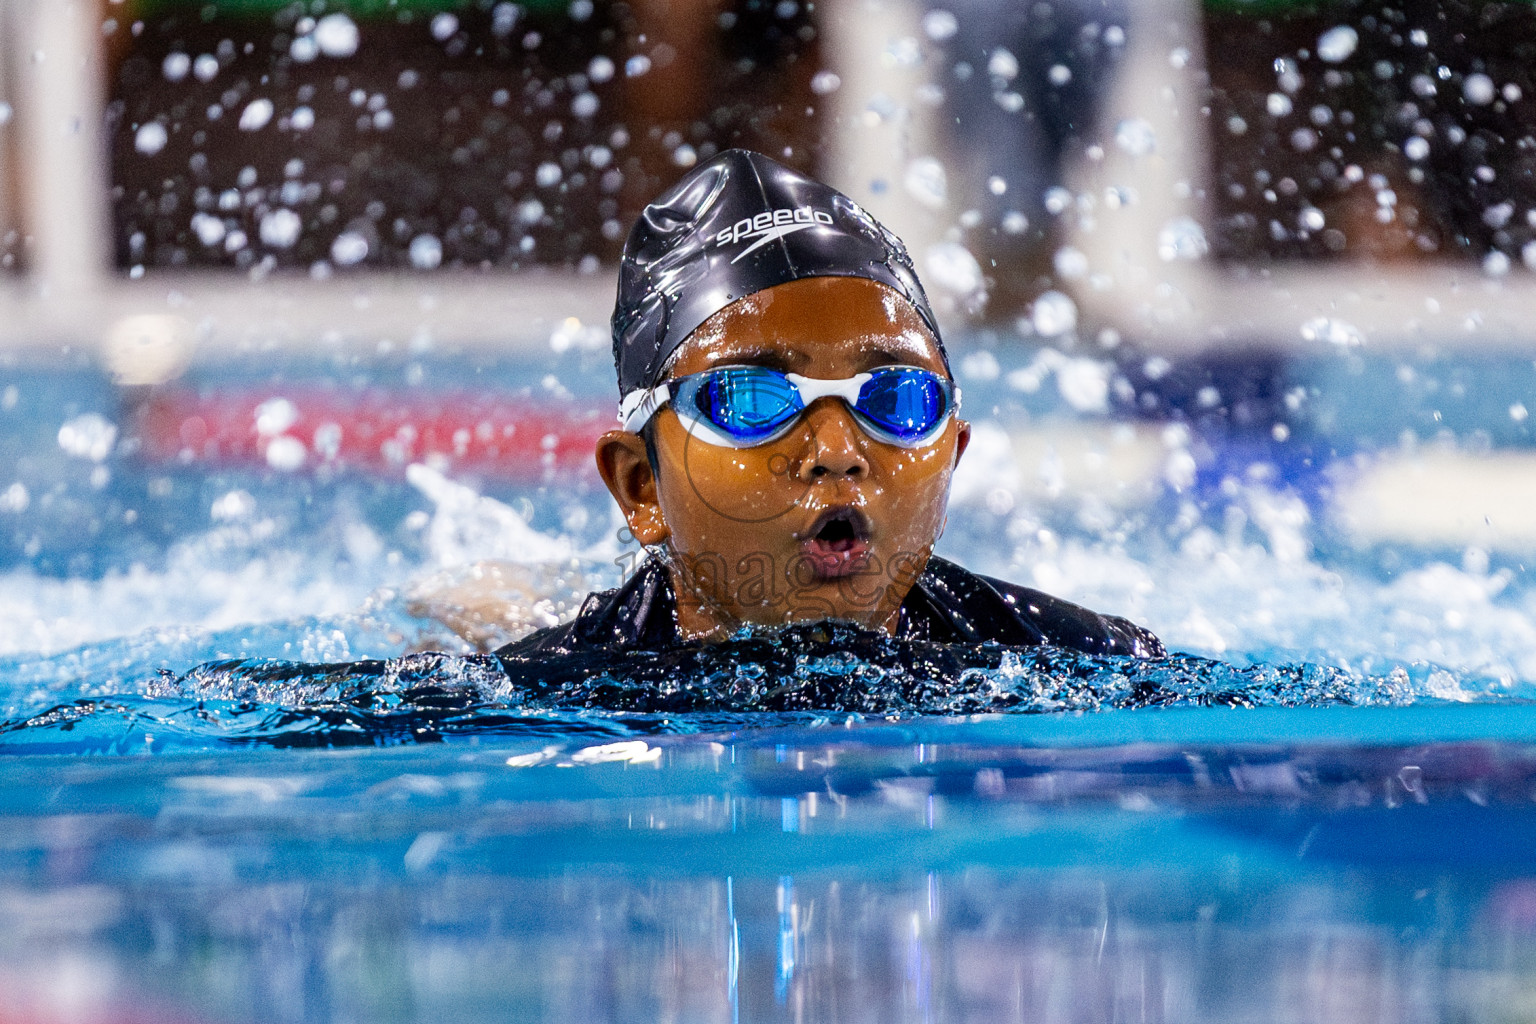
[3,340,1536,1022]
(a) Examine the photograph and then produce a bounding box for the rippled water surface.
[4,345,1536,1022]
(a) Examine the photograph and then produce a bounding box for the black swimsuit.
[497,554,1164,659]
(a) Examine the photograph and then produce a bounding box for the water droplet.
[211,489,255,522]
[535,162,562,188]
[238,98,274,131]
[1056,357,1109,413]
[493,2,522,34]
[1114,118,1155,156]
[959,350,1000,381]
[810,70,841,95]
[1404,135,1430,161]
[1000,210,1028,234]
[588,55,615,83]
[571,92,599,118]
[0,482,29,514]
[134,122,168,156]
[265,435,307,472]
[922,9,957,41]
[1266,93,1293,117]
[57,413,118,462]
[1157,216,1208,261]
[1029,290,1077,337]
[1274,57,1302,93]
[1463,73,1496,106]
[259,208,302,249]
[409,234,443,270]
[1482,250,1510,277]
[1299,316,1364,347]
[291,106,315,131]
[190,212,226,247]
[987,48,1018,80]
[1298,207,1325,231]
[289,35,319,62]
[1483,202,1514,229]
[255,398,299,436]
[1048,64,1071,86]
[923,241,983,296]
[314,14,359,58]
[431,12,460,42]
[1316,26,1358,63]
[903,156,947,208]
[193,54,219,82]
[625,54,652,78]
[162,52,191,82]
[993,91,1024,113]
[1052,246,1089,279]
[330,231,369,266]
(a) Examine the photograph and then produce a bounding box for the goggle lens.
[855,368,948,443]
[693,368,802,443]
[672,365,954,448]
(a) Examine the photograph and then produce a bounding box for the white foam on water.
[3,379,1536,696]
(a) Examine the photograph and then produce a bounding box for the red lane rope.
[132,388,610,480]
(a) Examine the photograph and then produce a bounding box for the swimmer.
[502,150,1162,657]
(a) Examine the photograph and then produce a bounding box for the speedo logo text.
[713,206,835,262]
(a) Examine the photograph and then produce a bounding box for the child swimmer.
[502,150,1163,658]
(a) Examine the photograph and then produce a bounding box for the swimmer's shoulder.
[496,557,677,658]
[916,556,1165,658]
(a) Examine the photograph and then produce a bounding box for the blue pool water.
[4,342,1536,1021]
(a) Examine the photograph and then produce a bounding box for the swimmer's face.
[596,276,970,640]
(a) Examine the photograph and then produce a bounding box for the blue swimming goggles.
[618,364,960,449]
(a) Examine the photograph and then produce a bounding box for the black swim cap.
[612,149,945,398]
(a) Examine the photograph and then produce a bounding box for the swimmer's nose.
[797,399,870,481]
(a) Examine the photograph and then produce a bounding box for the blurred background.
[0,0,1534,670]
[8,5,1536,1022]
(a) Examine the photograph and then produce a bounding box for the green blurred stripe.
[1202,0,1324,13]
[1204,0,1536,13]
[128,0,570,19]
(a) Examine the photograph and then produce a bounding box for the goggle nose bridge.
[782,372,874,412]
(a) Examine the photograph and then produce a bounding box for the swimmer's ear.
[953,418,971,466]
[595,430,670,546]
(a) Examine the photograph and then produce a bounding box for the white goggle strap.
[617,382,671,433]
[616,369,955,438]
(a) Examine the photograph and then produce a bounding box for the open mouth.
[800,507,872,578]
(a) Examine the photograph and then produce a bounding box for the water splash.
[0,621,1468,754]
